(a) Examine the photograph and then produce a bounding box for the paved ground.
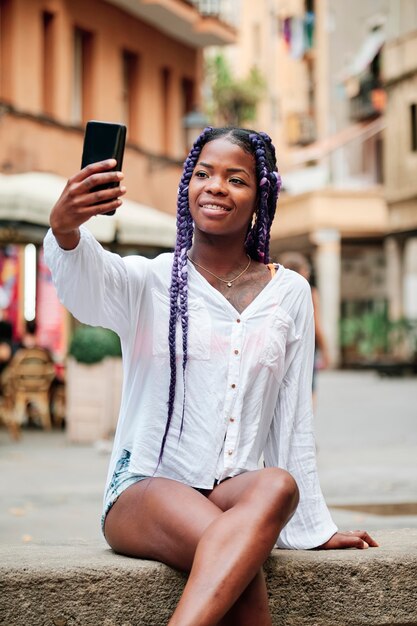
[1,369,416,546]
[314,370,417,532]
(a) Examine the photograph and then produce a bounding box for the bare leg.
[220,569,271,626]
[169,468,298,626]
[104,467,298,626]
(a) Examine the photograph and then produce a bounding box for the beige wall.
[0,0,200,158]
[384,26,417,323]
[384,30,417,225]
[0,114,182,215]
[0,0,212,220]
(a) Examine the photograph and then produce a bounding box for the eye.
[230,177,245,185]
[195,170,208,179]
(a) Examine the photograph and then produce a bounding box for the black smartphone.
[81,120,127,215]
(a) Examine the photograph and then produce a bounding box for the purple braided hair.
[158,127,281,463]
[158,127,213,464]
[245,132,281,262]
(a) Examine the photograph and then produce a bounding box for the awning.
[348,29,385,78]
[285,116,386,169]
[0,172,176,247]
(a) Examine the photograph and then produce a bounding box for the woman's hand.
[317,530,379,550]
[50,159,126,250]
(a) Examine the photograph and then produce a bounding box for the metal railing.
[189,0,238,27]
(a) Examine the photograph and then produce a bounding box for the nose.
[206,175,226,195]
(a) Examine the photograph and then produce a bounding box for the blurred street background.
[1,369,417,545]
[0,0,416,546]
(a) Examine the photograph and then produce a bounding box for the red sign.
[37,249,67,363]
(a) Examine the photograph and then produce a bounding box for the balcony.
[269,188,387,245]
[383,30,417,84]
[105,0,237,46]
[190,0,237,27]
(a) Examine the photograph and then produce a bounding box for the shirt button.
[229,417,235,423]
[231,383,236,389]
[234,349,239,355]
[228,450,233,455]
[236,318,241,323]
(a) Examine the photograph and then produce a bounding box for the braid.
[245,132,281,263]
[158,127,213,464]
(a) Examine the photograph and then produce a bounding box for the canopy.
[0,172,177,247]
[346,29,385,79]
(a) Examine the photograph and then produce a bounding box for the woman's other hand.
[317,530,379,550]
[50,159,126,250]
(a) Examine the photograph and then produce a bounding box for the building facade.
[0,0,235,358]
[383,1,417,330]
[218,0,390,366]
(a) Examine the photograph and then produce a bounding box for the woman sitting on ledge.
[45,127,378,626]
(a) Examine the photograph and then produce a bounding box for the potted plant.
[66,325,123,443]
[340,309,417,375]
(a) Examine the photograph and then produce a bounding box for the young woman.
[45,127,377,626]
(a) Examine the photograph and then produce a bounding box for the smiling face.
[188,136,258,241]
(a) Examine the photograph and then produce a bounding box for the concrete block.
[0,529,416,625]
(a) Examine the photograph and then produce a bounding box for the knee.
[254,468,299,522]
[267,467,299,506]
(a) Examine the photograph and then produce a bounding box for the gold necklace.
[187,253,251,288]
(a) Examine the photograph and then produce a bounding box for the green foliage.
[69,325,122,364]
[340,310,390,357]
[340,310,417,361]
[205,53,266,126]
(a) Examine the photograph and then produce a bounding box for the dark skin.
[50,141,378,626]
[191,262,271,315]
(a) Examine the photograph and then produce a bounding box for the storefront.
[0,171,176,367]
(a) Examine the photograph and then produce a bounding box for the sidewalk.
[316,369,417,531]
[1,370,416,545]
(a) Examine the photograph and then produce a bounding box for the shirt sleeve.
[43,226,144,340]
[264,282,337,550]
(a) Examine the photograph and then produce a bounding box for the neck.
[190,235,249,273]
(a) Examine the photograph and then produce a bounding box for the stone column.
[403,237,417,320]
[384,236,403,321]
[312,228,341,367]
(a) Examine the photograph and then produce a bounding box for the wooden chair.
[2,347,56,438]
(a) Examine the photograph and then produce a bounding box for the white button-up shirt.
[44,227,337,550]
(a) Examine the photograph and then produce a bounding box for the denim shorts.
[101,450,221,535]
[101,449,149,534]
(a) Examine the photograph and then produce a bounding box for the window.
[0,0,13,101]
[161,67,172,154]
[411,103,417,152]
[121,50,140,141]
[181,77,194,117]
[72,27,94,125]
[42,11,55,116]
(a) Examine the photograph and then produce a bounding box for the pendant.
[227,282,232,288]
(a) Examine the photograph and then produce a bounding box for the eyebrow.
[197,162,250,177]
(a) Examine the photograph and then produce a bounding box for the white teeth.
[202,204,230,211]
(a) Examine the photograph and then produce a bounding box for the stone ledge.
[1,529,416,626]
